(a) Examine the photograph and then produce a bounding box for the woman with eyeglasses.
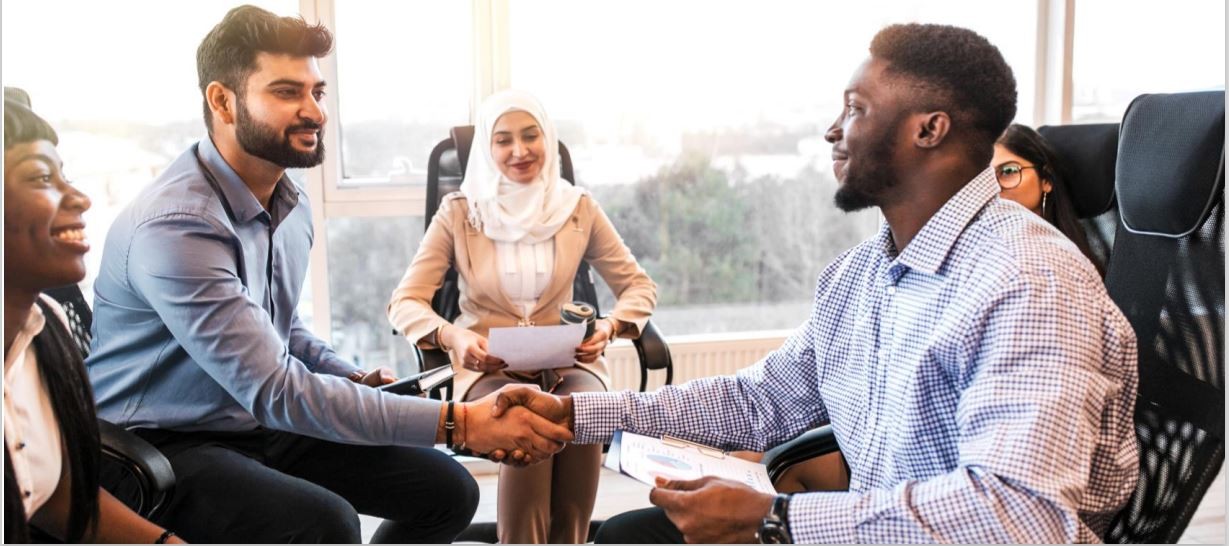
[993,123,1104,277]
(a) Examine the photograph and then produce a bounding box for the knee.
[444,464,480,528]
[593,508,677,544]
[288,491,362,543]
[593,511,637,544]
[415,451,480,531]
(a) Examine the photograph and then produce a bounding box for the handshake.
[435,385,576,465]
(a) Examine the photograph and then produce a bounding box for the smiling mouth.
[52,226,86,242]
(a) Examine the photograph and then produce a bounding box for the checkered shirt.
[573,168,1139,543]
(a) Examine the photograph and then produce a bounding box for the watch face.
[757,522,790,544]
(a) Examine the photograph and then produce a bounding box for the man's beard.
[235,98,325,169]
[833,116,903,212]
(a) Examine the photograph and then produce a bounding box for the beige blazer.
[388,192,657,399]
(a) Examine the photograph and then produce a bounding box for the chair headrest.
[1117,91,1225,238]
[1037,123,1119,218]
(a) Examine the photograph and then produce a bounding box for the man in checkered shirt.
[493,23,1138,543]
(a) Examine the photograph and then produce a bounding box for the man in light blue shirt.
[87,6,569,543]
[492,24,1138,543]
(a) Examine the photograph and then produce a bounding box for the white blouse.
[494,239,555,321]
[3,295,67,518]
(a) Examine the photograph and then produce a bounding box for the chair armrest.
[763,425,840,483]
[631,320,673,391]
[97,419,175,517]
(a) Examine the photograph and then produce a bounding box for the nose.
[825,120,842,144]
[512,139,526,158]
[63,183,91,213]
[300,94,326,126]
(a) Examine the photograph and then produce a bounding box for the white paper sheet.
[487,323,587,370]
[605,430,776,494]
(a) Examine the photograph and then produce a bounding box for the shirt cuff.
[389,396,444,447]
[571,391,627,444]
[789,491,860,544]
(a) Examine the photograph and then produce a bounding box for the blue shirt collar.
[195,136,300,224]
[876,167,1000,276]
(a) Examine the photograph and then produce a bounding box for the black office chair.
[1038,122,1121,269]
[422,126,674,543]
[42,285,176,520]
[1101,90,1225,543]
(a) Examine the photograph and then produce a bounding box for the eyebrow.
[13,153,59,169]
[492,124,540,135]
[266,79,328,88]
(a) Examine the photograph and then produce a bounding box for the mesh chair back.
[43,284,93,358]
[1102,91,1225,543]
[1038,123,1120,267]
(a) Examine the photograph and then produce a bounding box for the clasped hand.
[459,385,574,465]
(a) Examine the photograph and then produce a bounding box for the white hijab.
[460,89,585,244]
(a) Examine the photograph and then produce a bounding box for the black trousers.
[128,428,479,543]
[594,507,685,544]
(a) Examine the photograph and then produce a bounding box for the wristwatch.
[756,493,793,544]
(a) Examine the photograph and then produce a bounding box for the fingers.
[503,407,569,459]
[360,367,398,387]
[649,486,686,510]
[656,476,710,492]
[490,384,543,418]
[377,367,396,385]
[462,348,505,372]
[524,409,575,443]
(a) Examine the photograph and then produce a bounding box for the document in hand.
[604,430,776,494]
[487,323,587,370]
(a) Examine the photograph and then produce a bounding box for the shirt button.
[886,285,896,295]
[24,490,31,498]
[16,442,26,450]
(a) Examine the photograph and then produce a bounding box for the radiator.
[605,330,792,392]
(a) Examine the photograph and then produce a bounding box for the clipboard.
[378,366,454,396]
[604,430,776,494]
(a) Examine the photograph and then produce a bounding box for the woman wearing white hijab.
[389,89,657,543]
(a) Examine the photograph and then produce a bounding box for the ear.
[913,111,951,149]
[1042,180,1053,193]
[205,82,237,127]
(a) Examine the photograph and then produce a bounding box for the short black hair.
[196,5,333,132]
[4,87,59,150]
[870,24,1017,162]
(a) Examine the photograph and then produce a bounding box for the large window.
[1071,0,1225,122]
[508,0,1038,335]
[325,216,423,375]
[331,1,472,184]
[5,0,1224,367]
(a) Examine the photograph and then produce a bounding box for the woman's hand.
[575,319,615,363]
[443,325,506,372]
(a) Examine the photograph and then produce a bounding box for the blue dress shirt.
[574,169,1139,542]
[87,137,441,446]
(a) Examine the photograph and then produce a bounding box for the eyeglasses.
[994,162,1037,189]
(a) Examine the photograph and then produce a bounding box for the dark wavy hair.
[196,5,333,132]
[998,124,1104,277]
[3,90,101,543]
[870,24,1017,166]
